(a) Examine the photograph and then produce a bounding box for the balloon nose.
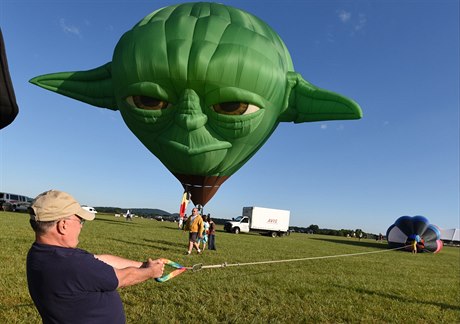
[175,89,207,130]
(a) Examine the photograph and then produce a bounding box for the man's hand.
[115,258,165,287]
[142,258,165,279]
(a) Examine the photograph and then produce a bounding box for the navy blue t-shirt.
[27,242,125,324]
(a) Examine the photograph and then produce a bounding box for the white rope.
[189,245,409,271]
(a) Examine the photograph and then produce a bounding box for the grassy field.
[1,212,459,323]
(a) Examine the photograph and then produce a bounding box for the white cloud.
[354,14,367,31]
[60,18,81,37]
[337,10,367,34]
[338,10,351,23]
[320,124,328,130]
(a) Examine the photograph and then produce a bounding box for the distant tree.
[340,229,353,237]
[307,224,319,233]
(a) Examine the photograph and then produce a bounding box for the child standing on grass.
[197,216,210,251]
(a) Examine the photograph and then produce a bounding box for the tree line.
[290,224,380,239]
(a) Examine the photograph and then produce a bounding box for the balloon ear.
[279,72,362,123]
[29,62,118,111]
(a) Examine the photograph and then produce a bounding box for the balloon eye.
[126,95,169,110]
[212,102,259,115]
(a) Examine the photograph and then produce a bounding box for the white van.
[82,206,97,214]
[0,192,33,212]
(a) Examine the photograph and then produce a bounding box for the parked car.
[162,215,179,222]
[82,206,97,213]
[1,192,33,212]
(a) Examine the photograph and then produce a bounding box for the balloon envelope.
[29,2,362,205]
[386,216,443,253]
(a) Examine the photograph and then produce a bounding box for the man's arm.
[113,258,165,288]
[198,217,204,238]
[95,254,143,269]
[95,255,165,288]
[183,217,190,231]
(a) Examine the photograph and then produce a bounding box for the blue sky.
[1,0,458,234]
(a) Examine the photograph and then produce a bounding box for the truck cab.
[224,216,250,234]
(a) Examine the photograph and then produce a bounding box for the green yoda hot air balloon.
[30,2,362,206]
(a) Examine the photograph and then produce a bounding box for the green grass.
[1,212,459,323]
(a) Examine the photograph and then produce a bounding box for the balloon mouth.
[173,174,230,206]
[157,137,232,156]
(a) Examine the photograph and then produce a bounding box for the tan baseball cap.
[31,190,95,222]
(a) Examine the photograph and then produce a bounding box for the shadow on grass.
[193,267,281,284]
[0,303,35,310]
[310,237,390,250]
[144,239,184,249]
[159,225,183,231]
[109,238,184,253]
[94,218,139,226]
[333,283,460,311]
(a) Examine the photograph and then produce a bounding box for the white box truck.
[224,206,290,237]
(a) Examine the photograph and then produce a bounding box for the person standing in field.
[184,207,204,255]
[126,209,132,221]
[207,214,216,251]
[26,190,165,324]
[178,214,184,229]
[181,213,188,230]
[197,215,210,251]
[411,240,417,254]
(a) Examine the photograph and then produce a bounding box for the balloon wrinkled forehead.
[121,2,293,74]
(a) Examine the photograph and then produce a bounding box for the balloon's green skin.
[30,2,362,205]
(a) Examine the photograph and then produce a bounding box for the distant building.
[440,228,460,244]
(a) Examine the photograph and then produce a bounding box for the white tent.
[439,228,460,242]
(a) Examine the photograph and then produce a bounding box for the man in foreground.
[26,190,164,324]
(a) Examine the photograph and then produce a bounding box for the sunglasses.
[64,217,85,225]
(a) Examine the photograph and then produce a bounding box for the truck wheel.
[233,227,240,234]
[271,231,277,238]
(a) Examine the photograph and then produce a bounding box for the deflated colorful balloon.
[386,216,443,253]
[30,2,362,205]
